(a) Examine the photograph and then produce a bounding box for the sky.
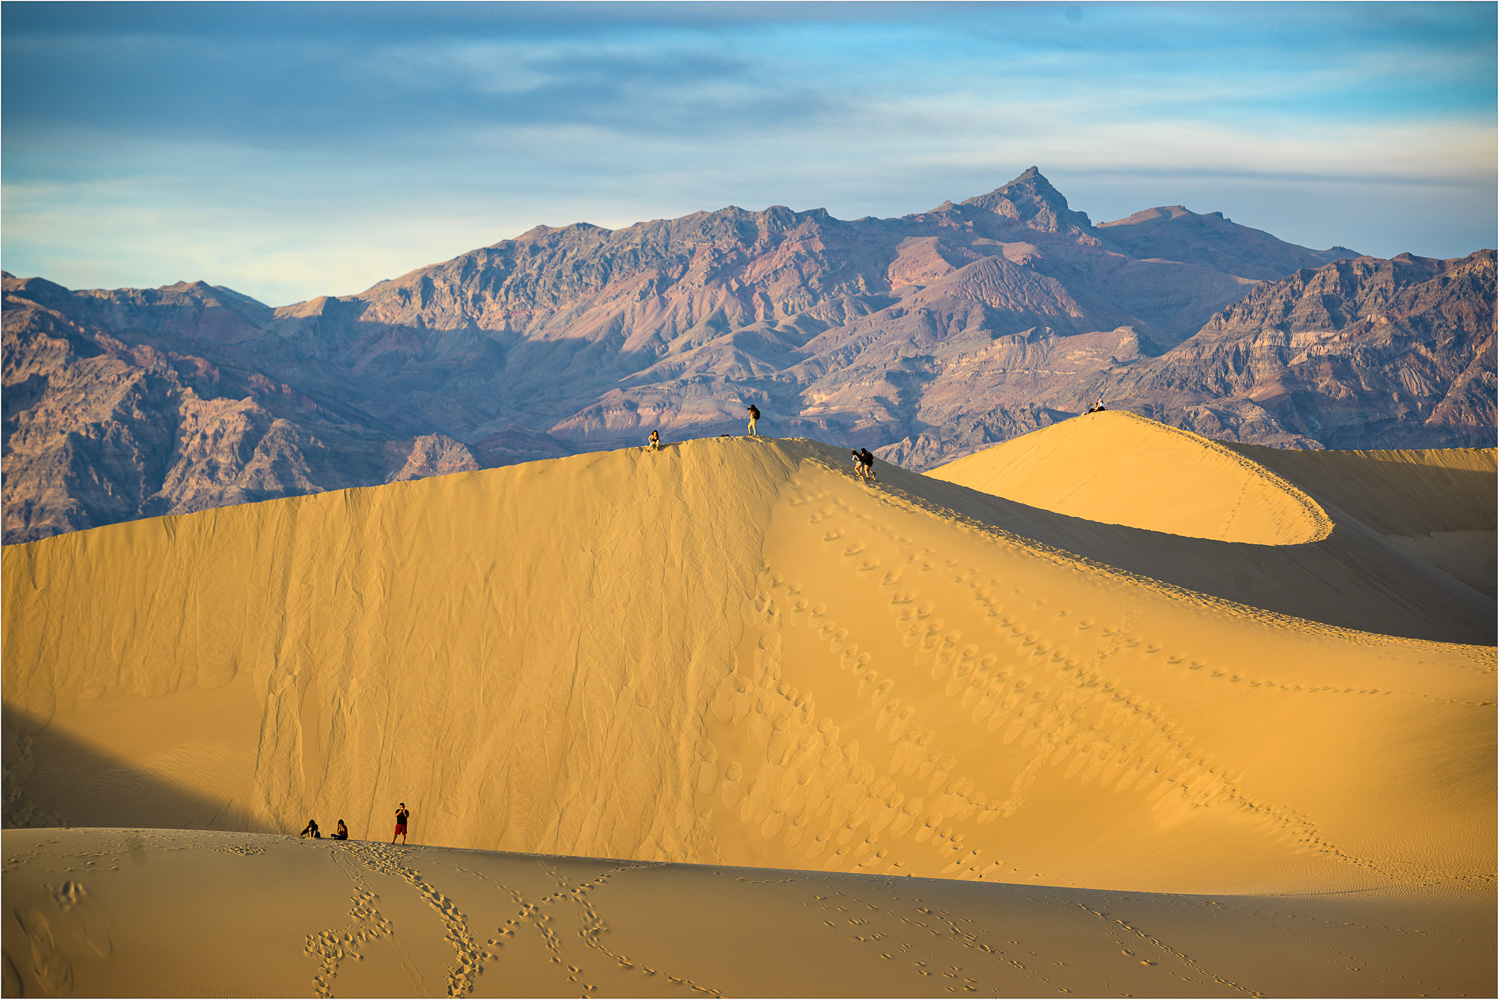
[3,1,1495,307]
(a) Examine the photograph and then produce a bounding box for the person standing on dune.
[392,803,409,845]
[746,403,761,437]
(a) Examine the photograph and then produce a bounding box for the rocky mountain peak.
[956,167,1096,234]
[1097,202,1362,282]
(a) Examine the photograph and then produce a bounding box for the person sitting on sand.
[1087,399,1106,413]
[859,448,877,480]
[648,429,660,452]
[299,818,321,839]
[746,404,760,437]
[393,803,410,845]
[332,820,349,841]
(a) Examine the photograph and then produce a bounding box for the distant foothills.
[3,168,1494,543]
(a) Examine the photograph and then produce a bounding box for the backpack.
[748,405,760,419]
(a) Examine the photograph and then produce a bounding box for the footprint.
[695,742,720,796]
[710,673,740,722]
[721,762,746,808]
[889,706,916,743]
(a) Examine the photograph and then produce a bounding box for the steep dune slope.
[4,439,796,856]
[5,428,1492,902]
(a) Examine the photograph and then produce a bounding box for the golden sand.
[5,828,1492,998]
[3,413,1494,996]
[927,410,1332,544]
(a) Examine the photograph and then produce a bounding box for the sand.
[3,412,1495,996]
[5,827,1493,998]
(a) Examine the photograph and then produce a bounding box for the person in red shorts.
[392,802,410,844]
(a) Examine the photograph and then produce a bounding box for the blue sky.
[3,1,1495,306]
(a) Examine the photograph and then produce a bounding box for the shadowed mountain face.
[3,168,1493,542]
[2,278,479,543]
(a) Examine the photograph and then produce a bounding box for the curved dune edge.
[1230,442,1498,597]
[926,411,1334,544]
[1227,443,1497,538]
[4,436,1492,906]
[3,828,1494,999]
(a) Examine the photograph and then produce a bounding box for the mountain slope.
[1098,204,1358,280]
[6,168,1491,544]
[1100,251,1496,448]
[1,275,479,543]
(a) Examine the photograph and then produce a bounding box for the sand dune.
[927,411,1495,644]
[5,827,1493,998]
[927,411,1332,545]
[1231,439,1499,599]
[3,414,1494,995]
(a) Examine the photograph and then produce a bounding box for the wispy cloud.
[3,1,1493,305]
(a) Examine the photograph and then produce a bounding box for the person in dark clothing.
[332,820,349,841]
[392,803,410,844]
[299,819,321,839]
[859,448,877,480]
[648,429,661,452]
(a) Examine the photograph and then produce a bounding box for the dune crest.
[927,410,1333,544]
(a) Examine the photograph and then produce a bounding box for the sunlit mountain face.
[3,169,1492,543]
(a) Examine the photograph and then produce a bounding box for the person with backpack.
[859,448,877,480]
[746,404,760,437]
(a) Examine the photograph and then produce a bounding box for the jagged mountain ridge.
[1092,250,1497,451]
[2,278,479,542]
[4,168,1492,542]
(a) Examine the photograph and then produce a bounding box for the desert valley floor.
[2,411,1494,997]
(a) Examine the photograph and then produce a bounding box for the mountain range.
[4,167,1493,542]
